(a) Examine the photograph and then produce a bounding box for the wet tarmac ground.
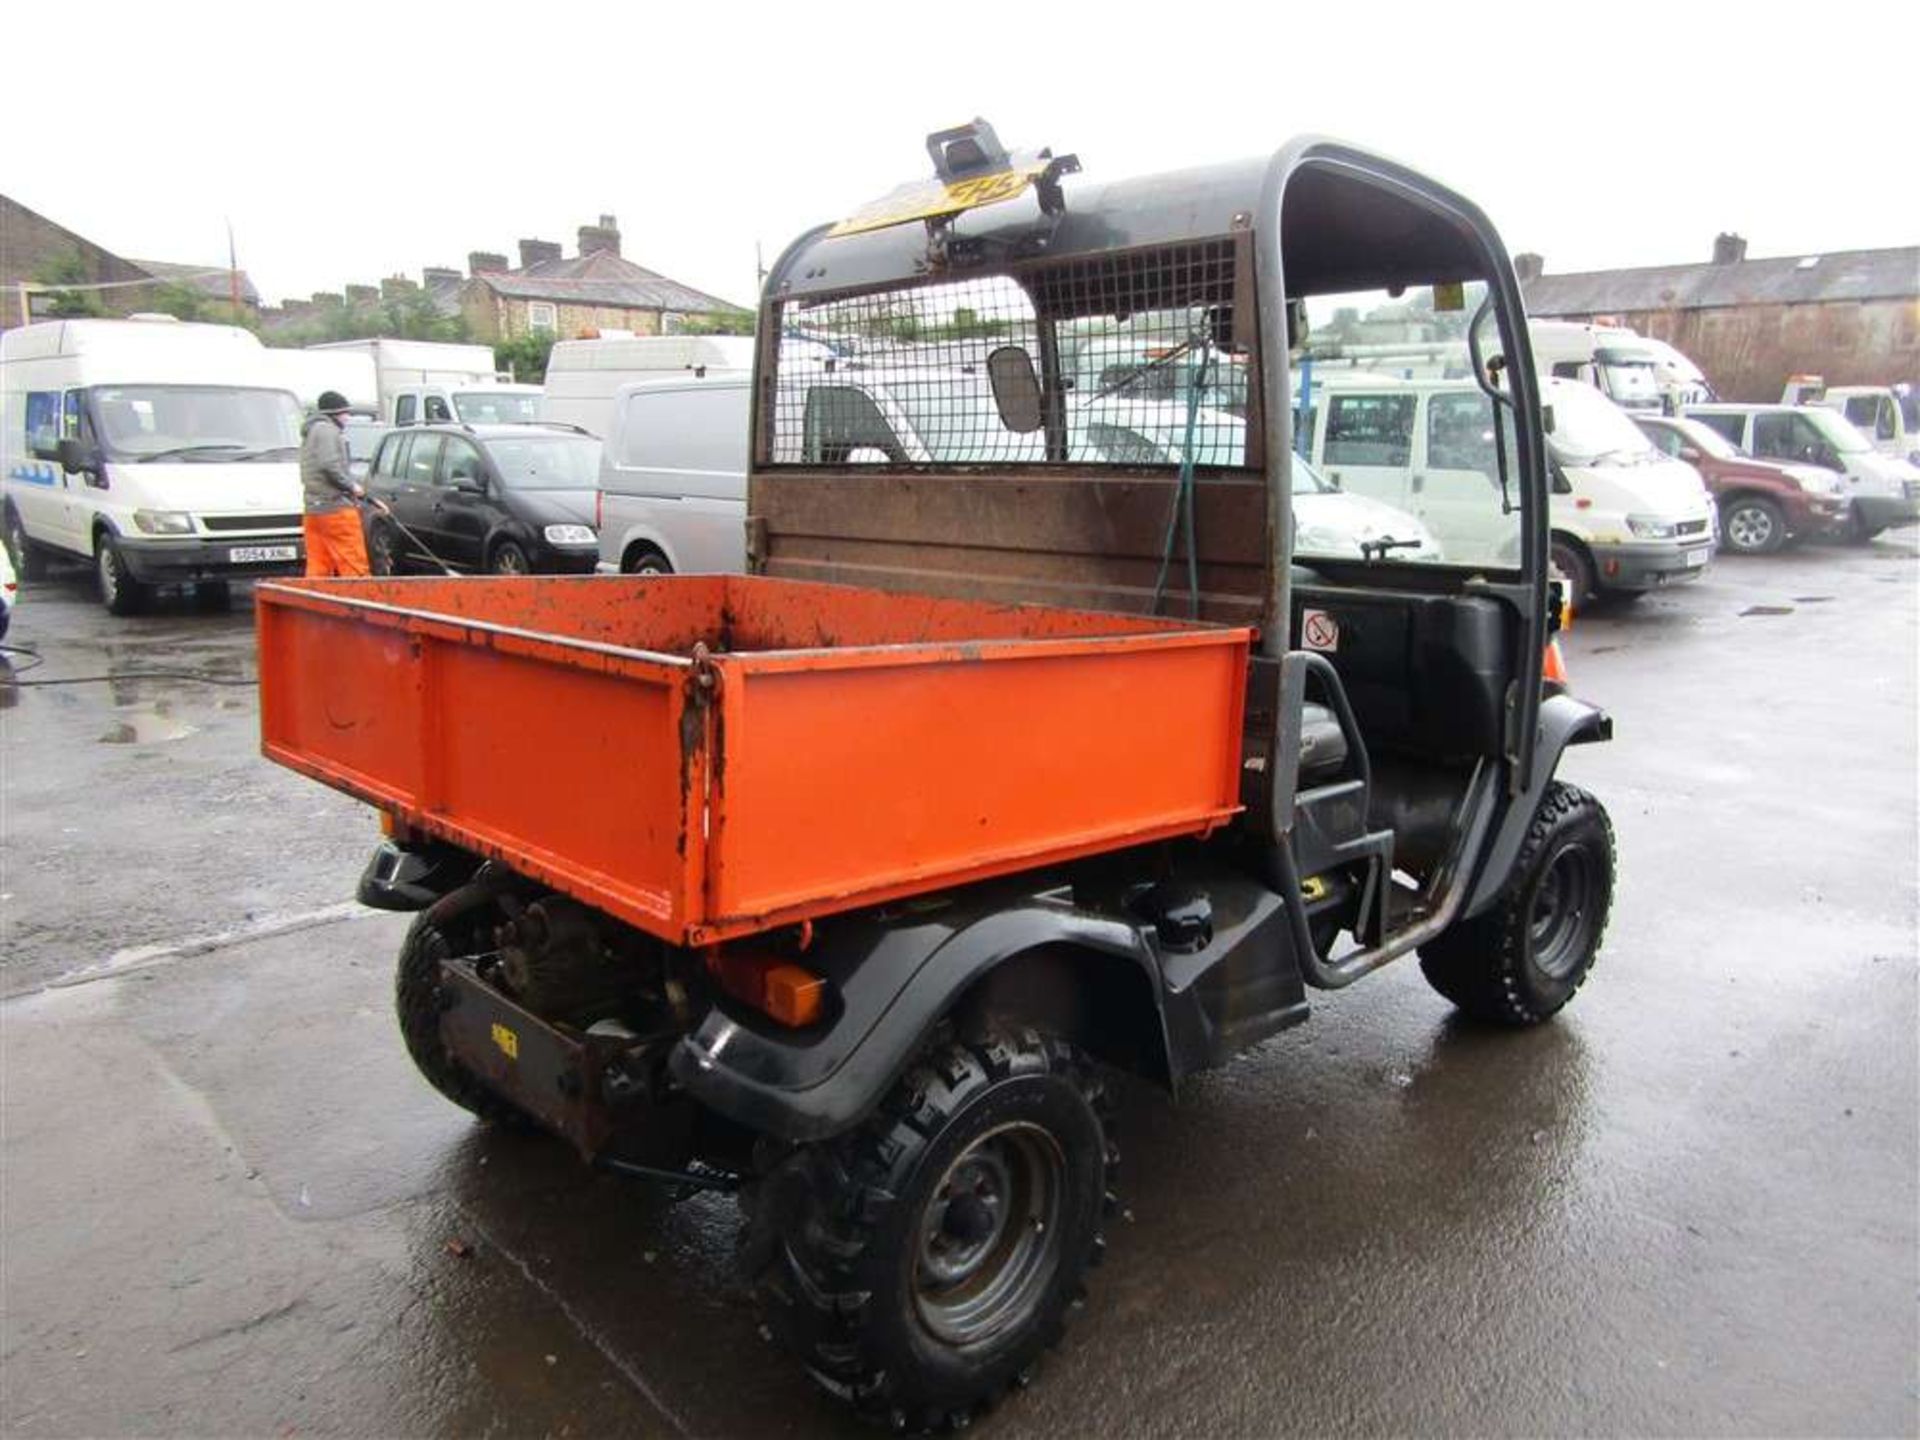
[2,543,1915,1437]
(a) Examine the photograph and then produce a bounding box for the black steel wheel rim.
[494,546,529,575]
[913,1121,1065,1348]
[1529,842,1596,980]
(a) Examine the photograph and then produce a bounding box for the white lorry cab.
[2,317,306,613]
[1303,374,1714,604]
[1819,385,1920,467]
[307,338,541,428]
[1528,320,1712,414]
[543,335,758,438]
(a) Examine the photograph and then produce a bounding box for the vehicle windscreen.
[1672,417,1738,459]
[455,391,541,424]
[486,435,603,489]
[1546,382,1659,463]
[1799,407,1873,454]
[90,386,302,461]
[1594,349,1662,408]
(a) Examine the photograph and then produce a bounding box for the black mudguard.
[1461,691,1612,917]
[670,865,1310,1144]
[357,838,484,912]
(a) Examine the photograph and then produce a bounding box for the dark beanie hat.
[317,391,351,413]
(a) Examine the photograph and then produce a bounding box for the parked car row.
[3,317,1915,616]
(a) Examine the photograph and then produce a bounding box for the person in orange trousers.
[300,390,371,577]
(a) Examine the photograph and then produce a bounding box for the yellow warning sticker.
[1301,875,1328,902]
[491,1022,519,1061]
[1433,281,1466,313]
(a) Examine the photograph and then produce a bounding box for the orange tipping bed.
[256,574,1252,946]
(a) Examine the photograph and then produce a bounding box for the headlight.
[543,524,596,545]
[1625,515,1679,539]
[132,510,195,535]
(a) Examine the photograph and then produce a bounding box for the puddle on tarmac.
[99,703,198,745]
[1739,605,1795,617]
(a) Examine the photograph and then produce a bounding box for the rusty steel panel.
[257,575,1252,947]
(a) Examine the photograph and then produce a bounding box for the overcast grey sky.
[7,1,1914,310]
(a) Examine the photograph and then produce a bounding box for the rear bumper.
[117,533,304,582]
[1589,538,1714,592]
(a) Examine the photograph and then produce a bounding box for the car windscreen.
[487,435,603,489]
[1546,382,1658,463]
[454,391,541,424]
[1798,406,1873,454]
[1594,352,1662,408]
[90,386,302,460]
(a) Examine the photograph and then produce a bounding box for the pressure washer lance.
[359,494,460,577]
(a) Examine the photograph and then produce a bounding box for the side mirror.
[987,345,1044,434]
[1550,461,1573,495]
[451,475,487,495]
[1540,403,1555,435]
[56,437,98,475]
[1678,446,1702,464]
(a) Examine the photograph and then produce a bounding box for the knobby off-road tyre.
[395,906,533,1128]
[744,1026,1115,1431]
[1419,781,1615,1025]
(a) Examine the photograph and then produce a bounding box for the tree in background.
[676,308,756,337]
[495,332,556,382]
[31,255,107,318]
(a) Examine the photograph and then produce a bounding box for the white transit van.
[308,338,540,427]
[2,317,306,613]
[1304,375,1715,603]
[543,335,757,438]
[1818,385,1920,468]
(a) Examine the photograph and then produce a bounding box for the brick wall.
[1597,298,1919,402]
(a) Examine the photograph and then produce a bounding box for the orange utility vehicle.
[259,121,1616,1429]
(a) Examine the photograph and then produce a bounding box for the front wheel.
[489,540,531,575]
[1843,504,1881,546]
[367,522,402,576]
[746,1026,1113,1430]
[1721,494,1787,555]
[96,533,150,616]
[1548,536,1596,610]
[5,506,47,581]
[1419,781,1615,1025]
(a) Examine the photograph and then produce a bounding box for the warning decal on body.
[1302,609,1340,652]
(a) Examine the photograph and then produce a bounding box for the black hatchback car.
[363,423,602,575]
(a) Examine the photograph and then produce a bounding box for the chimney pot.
[1513,252,1544,284]
[577,217,622,257]
[422,266,461,289]
[1712,232,1747,265]
[518,238,563,269]
[468,250,508,277]
[344,283,379,305]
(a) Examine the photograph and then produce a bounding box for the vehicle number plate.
[230,544,297,563]
[1684,548,1709,568]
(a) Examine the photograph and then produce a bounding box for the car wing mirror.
[451,475,487,494]
[1540,403,1555,435]
[56,437,99,475]
[1678,446,1701,464]
[987,345,1044,434]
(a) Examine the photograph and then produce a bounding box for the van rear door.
[1317,391,1416,515]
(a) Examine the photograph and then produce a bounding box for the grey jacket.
[300,414,357,514]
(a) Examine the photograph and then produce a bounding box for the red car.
[1634,414,1850,554]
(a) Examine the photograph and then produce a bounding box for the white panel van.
[595,374,753,575]
[2,318,306,612]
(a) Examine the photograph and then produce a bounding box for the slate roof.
[1524,246,1919,316]
[475,249,742,314]
[129,258,261,306]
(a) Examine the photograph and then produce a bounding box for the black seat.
[1300,702,1348,781]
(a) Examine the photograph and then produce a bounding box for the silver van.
[595,374,752,575]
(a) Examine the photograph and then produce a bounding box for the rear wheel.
[1548,535,1596,610]
[395,903,533,1127]
[1419,782,1614,1025]
[490,540,531,575]
[5,506,47,581]
[745,1025,1113,1430]
[1721,494,1786,555]
[95,533,149,616]
[1844,504,1881,546]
